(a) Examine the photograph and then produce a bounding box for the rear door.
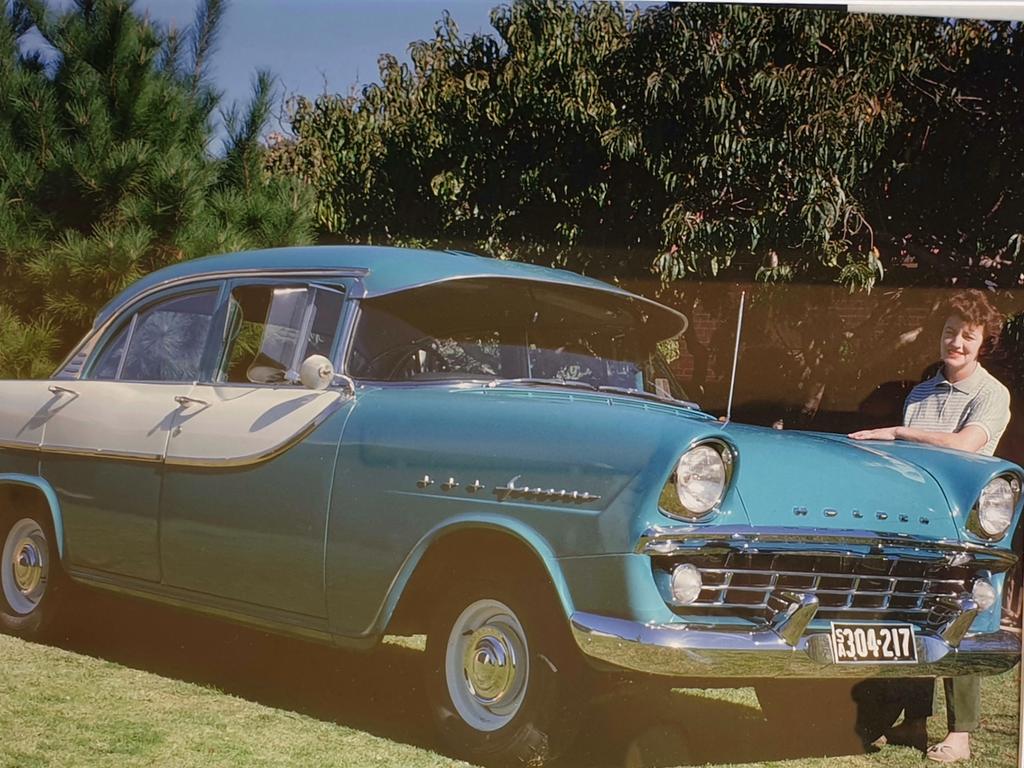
[40,287,221,581]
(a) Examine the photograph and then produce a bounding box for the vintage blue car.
[0,246,1020,764]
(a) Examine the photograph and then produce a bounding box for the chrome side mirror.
[300,355,336,391]
[300,355,355,395]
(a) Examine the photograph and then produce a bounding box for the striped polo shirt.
[903,364,1012,456]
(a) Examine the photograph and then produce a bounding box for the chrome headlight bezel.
[966,474,1021,541]
[659,439,735,521]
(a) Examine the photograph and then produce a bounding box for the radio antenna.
[724,291,746,425]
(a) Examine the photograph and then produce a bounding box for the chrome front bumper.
[570,612,1021,679]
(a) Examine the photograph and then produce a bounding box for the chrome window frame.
[82,282,226,384]
[213,277,350,387]
[60,268,365,384]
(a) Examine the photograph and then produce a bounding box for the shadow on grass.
[49,588,876,768]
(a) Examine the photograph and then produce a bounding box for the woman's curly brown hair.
[945,289,1004,357]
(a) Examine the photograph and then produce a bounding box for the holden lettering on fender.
[793,507,930,525]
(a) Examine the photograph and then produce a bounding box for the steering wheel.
[391,345,450,380]
[361,338,452,380]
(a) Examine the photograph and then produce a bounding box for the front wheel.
[0,514,63,639]
[424,579,580,766]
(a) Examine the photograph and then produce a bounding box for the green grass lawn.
[0,593,1019,768]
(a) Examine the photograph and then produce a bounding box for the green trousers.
[904,675,981,732]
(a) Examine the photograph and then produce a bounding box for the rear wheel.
[0,513,63,639]
[424,579,581,766]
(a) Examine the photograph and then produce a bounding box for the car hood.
[719,424,967,542]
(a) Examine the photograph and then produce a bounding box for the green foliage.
[270,2,1022,294]
[0,303,57,378]
[0,0,314,378]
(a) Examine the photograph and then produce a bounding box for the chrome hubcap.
[445,598,529,731]
[2,519,49,616]
[14,541,43,594]
[464,627,517,705]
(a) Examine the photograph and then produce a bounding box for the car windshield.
[348,278,690,403]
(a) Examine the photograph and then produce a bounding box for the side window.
[218,284,345,384]
[91,324,130,380]
[122,291,218,382]
[90,290,218,382]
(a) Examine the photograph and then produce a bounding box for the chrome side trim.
[637,525,1018,568]
[493,475,601,503]
[24,443,163,463]
[0,439,43,452]
[569,611,1020,679]
[68,566,337,645]
[164,397,347,468]
[0,398,346,468]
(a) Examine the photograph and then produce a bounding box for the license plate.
[829,622,918,664]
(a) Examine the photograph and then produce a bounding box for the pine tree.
[0,0,314,378]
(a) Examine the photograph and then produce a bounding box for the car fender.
[368,513,574,639]
[0,473,65,558]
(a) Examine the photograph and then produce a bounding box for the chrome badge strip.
[637,525,1018,567]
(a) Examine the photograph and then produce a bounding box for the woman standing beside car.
[849,289,1012,763]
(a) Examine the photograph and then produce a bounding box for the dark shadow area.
[53,589,439,749]
[560,684,877,768]
[43,587,878,768]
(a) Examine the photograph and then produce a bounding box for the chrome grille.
[664,552,980,627]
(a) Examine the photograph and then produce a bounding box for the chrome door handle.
[174,395,209,408]
[48,385,78,396]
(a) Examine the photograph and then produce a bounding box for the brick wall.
[626,280,1024,464]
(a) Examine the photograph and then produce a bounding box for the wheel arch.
[0,474,65,559]
[380,516,574,638]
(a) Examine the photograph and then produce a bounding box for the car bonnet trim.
[638,525,1018,567]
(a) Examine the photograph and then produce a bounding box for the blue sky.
[132,0,497,107]
[21,0,498,148]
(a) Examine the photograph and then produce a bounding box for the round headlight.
[972,579,997,612]
[674,444,728,516]
[976,476,1017,538]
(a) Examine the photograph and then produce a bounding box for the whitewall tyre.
[425,579,580,766]
[0,514,62,639]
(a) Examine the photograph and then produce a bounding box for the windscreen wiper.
[596,385,700,410]
[487,377,599,392]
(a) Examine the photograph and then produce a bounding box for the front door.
[158,281,350,618]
